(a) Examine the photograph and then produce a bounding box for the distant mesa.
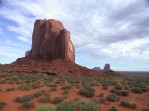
[92,67,102,71]
[93,64,112,72]
[26,19,75,62]
[103,64,111,72]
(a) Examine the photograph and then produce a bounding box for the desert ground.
[0,73,149,111]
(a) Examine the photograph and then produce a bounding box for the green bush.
[39,95,50,103]
[20,102,34,109]
[18,84,29,91]
[99,97,105,103]
[62,85,71,90]
[111,89,129,96]
[120,101,137,109]
[53,97,63,104]
[63,93,69,99]
[107,93,120,102]
[31,82,41,89]
[121,90,129,96]
[109,106,119,111]
[99,93,104,97]
[56,99,98,111]
[34,90,45,98]
[131,87,142,93]
[0,102,6,110]
[115,85,123,90]
[6,87,15,92]
[111,89,122,95]
[0,88,2,92]
[37,105,56,111]
[0,79,7,84]
[129,103,137,109]
[120,101,129,107]
[79,87,95,97]
[102,86,109,90]
[15,94,34,103]
[47,84,57,87]
[51,87,57,91]
[142,88,149,92]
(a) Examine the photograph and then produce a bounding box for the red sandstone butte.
[27,19,75,62]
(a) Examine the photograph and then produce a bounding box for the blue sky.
[0,0,149,71]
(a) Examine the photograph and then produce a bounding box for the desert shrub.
[39,95,50,103]
[63,93,69,99]
[0,88,2,92]
[90,82,98,86]
[53,97,63,104]
[111,89,122,95]
[129,103,137,109]
[121,90,129,96]
[8,78,17,84]
[111,89,129,96]
[55,80,61,84]
[131,87,142,93]
[51,87,57,91]
[99,97,105,103]
[47,88,51,92]
[107,93,120,102]
[0,79,7,84]
[102,85,109,90]
[124,85,129,90]
[0,102,6,110]
[109,106,119,111]
[79,87,95,97]
[142,108,149,111]
[56,99,98,111]
[15,94,34,103]
[18,84,29,91]
[115,85,123,90]
[47,84,57,87]
[34,90,45,98]
[37,105,56,111]
[31,82,41,89]
[6,87,15,92]
[20,102,34,109]
[99,93,104,97]
[62,85,71,90]
[120,101,137,109]
[63,90,69,94]
[120,101,129,107]
[142,88,149,92]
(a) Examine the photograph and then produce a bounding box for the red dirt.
[0,58,119,77]
[0,81,149,111]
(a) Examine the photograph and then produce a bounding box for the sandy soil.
[0,81,149,111]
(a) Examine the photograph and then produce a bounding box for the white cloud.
[0,27,3,34]
[0,46,23,58]
[101,38,149,58]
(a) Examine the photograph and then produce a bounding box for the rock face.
[92,67,102,71]
[103,64,111,71]
[27,19,75,62]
